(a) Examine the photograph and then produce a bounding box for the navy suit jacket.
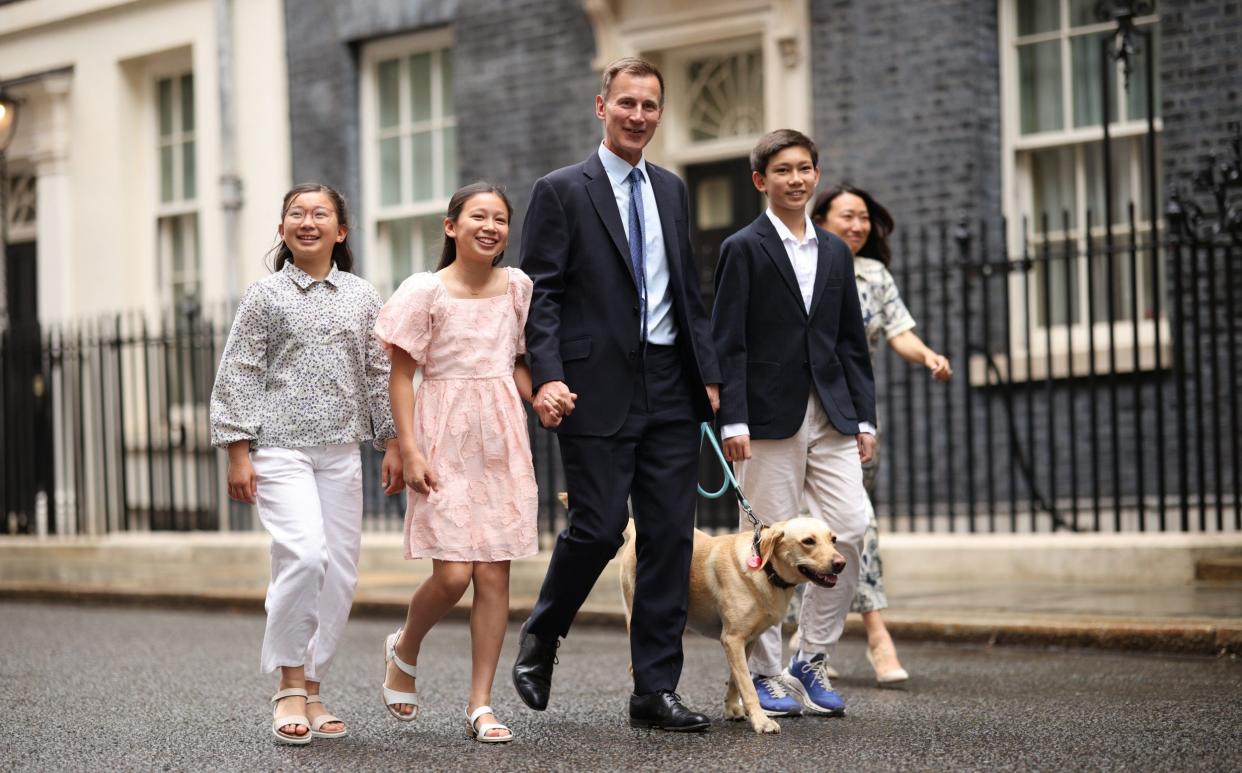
[521,152,722,436]
[712,214,876,439]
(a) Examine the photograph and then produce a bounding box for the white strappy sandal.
[270,687,312,745]
[382,630,419,721]
[306,694,348,738]
[465,705,514,743]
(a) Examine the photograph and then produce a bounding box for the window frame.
[994,0,1167,383]
[662,36,767,166]
[151,68,201,319]
[359,28,456,293]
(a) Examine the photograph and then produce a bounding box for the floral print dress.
[374,267,539,562]
[852,256,916,613]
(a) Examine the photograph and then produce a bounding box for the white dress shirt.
[597,143,677,344]
[722,209,875,439]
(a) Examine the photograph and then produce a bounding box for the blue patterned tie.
[627,167,648,342]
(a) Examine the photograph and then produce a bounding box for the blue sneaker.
[752,674,802,717]
[784,654,846,716]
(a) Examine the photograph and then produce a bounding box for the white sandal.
[465,705,513,743]
[382,631,419,721]
[270,688,312,745]
[306,695,348,738]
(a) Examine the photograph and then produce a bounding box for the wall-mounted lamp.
[0,89,18,153]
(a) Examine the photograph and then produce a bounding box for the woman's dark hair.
[267,183,354,273]
[811,184,895,266]
[437,182,514,270]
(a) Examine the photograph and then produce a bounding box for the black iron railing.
[3,215,1235,537]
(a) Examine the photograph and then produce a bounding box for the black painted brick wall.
[454,0,599,256]
[809,0,1004,251]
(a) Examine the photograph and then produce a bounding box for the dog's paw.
[751,717,781,734]
[724,700,746,721]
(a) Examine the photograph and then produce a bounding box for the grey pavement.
[2,601,1241,772]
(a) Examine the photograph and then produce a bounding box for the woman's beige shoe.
[306,695,348,738]
[270,688,313,745]
[866,645,910,684]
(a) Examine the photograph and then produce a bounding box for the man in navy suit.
[512,57,721,732]
[713,129,876,719]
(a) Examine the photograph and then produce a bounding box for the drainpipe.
[215,0,243,306]
[214,0,242,533]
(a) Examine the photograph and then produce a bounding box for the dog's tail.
[621,518,636,547]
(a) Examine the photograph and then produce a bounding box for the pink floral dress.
[374,267,538,562]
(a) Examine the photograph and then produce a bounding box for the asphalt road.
[2,601,1239,772]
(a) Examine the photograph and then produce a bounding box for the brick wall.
[809,0,1004,251]
[454,0,600,255]
[1159,0,1241,190]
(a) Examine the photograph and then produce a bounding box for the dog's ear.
[756,526,783,570]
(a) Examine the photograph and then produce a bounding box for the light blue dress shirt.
[597,143,677,345]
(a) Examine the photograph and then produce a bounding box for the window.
[4,170,36,243]
[1000,0,1164,375]
[361,31,456,293]
[685,49,764,143]
[663,39,767,166]
[155,72,200,322]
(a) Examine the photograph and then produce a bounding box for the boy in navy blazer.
[712,129,876,719]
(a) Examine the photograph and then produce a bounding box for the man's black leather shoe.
[628,690,710,732]
[511,623,557,711]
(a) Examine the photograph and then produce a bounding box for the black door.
[685,157,762,312]
[3,239,50,534]
[684,157,762,531]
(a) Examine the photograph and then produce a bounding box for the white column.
[35,73,73,325]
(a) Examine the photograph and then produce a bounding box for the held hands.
[723,434,751,462]
[403,450,439,496]
[227,455,258,504]
[926,352,952,381]
[705,384,720,413]
[380,439,404,496]
[533,381,578,428]
[856,432,877,464]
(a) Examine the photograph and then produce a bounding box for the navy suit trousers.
[527,344,700,695]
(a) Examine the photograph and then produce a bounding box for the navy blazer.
[521,152,722,437]
[712,214,876,439]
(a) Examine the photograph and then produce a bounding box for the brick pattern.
[453,0,599,255]
[809,0,1003,252]
[1158,0,1242,193]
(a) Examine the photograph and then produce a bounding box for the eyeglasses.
[285,207,336,223]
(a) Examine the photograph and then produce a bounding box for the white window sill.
[968,321,1172,385]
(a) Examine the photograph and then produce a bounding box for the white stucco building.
[0,0,290,326]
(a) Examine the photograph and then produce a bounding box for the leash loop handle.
[696,422,761,530]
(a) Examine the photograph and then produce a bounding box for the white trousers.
[252,443,363,681]
[735,394,868,677]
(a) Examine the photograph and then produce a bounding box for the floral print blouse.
[854,255,917,360]
[210,261,396,451]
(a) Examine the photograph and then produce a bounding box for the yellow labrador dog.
[618,516,846,734]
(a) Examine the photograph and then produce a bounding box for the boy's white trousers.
[252,443,363,681]
[734,394,869,677]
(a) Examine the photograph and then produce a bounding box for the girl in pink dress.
[373,182,543,743]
